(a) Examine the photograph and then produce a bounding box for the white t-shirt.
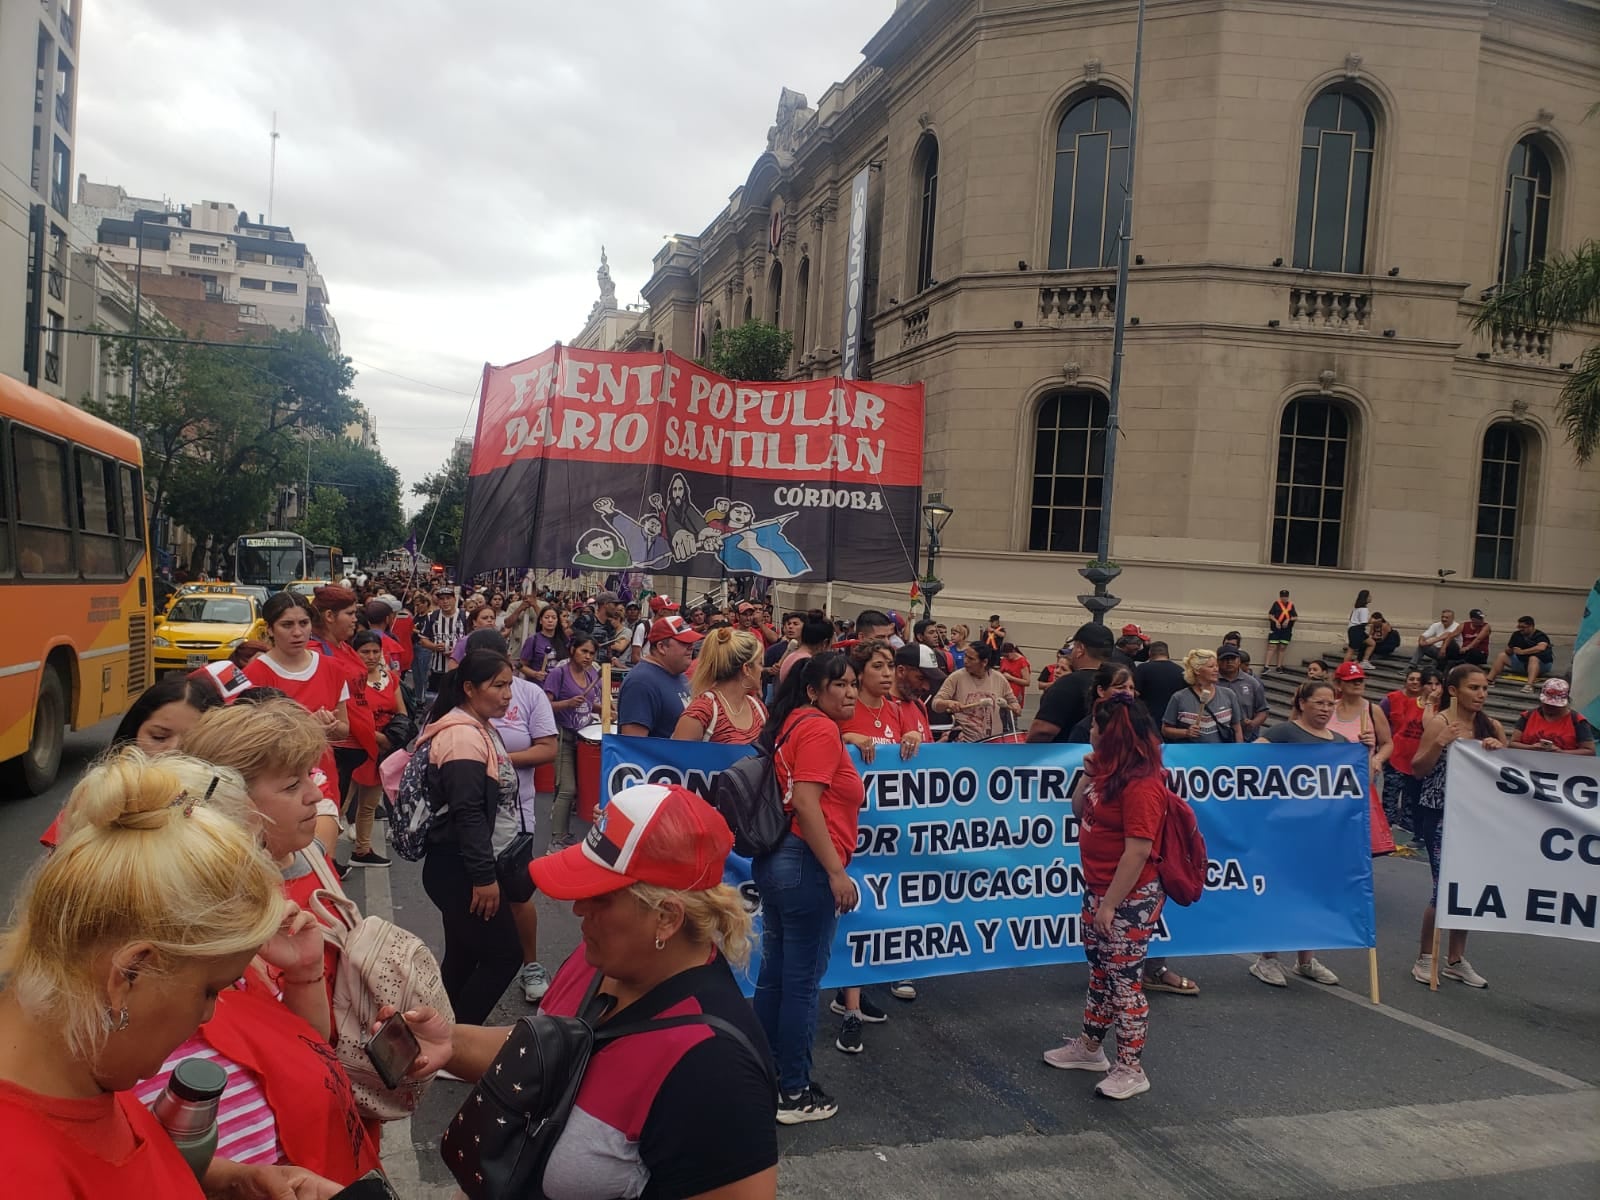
[1349,607,1371,626]
[1422,620,1461,642]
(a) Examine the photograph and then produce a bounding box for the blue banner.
[601,737,1375,990]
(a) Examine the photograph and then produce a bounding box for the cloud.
[75,1,893,516]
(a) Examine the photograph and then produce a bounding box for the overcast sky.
[76,0,893,508]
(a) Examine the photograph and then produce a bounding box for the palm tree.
[1473,240,1600,464]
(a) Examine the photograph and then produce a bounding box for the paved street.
[4,728,1596,1199]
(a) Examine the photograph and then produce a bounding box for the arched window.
[913,135,939,292]
[1474,423,1526,580]
[1499,138,1553,285]
[767,260,784,325]
[1028,390,1109,552]
[1293,88,1376,274]
[1271,398,1352,567]
[794,256,810,359]
[1047,92,1130,270]
[742,293,753,323]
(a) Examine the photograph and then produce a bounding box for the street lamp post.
[920,495,954,620]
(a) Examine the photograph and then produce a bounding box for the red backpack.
[1151,787,1207,906]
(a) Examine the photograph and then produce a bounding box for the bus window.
[76,450,121,579]
[119,464,145,570]
[12,428,73,577]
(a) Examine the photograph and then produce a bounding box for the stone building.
[598,0,1600,662]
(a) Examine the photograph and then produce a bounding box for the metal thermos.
[149,1057,228,1180]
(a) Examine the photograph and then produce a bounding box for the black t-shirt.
[1035,668,1099,741]
[1507,629,1551,656]
[1135,659,1187,726]
[539,950,777,1200]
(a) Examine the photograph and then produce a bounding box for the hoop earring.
[105,1005,130,1033]
[654,936,665,951]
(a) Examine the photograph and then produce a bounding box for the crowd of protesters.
[3,565,1589,1196]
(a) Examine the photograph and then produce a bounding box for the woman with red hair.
[1043,692,1167,1100]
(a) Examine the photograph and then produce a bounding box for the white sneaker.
[1042,1036,1110,1072]
[1441,958,1488,988]
[1294,957,1339,986]
[1411,954,1433,984]
[1249,956,1288,987]
[889,980,918,1001]
[520,961,551,1003]
[1095,1064,1151,1100]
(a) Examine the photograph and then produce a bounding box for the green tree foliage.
[1473,239,1600,463]
[706,319,794,381]
[296,486,349,550]
[86,329,358,571]
[409,454,468,567]
[300,436,405,563]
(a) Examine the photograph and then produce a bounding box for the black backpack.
[441,972,770,1200]
[709,713,818,859]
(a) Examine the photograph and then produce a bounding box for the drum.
[575,722,610,824]
[534,761,556,794]
[979,732,1029,745]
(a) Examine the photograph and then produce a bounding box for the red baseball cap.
[531,783,733,900]
[648,595,679,614]
[1121,623,1147,640]
[1334,661,1366,681]
[647,615,703,645]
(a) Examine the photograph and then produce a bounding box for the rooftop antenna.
[267,112,280,224]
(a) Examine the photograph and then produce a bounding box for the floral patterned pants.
[1082,880,1164,1067]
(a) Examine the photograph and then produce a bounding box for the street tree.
[409,454,468,567]
[1474,238,1600,463]
[706,319,794,381]
[87,328,357,572]
[301,436,405,563]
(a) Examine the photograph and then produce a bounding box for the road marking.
[1232,954,1592,1092]
[775,1090,1600,1199]
[361,825,426,1189]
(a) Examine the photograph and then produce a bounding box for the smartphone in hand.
[331,1170,402,1199]
[363,1012,421,1091]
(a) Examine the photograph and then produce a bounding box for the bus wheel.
[7,668,67,796]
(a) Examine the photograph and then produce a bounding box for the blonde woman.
[377,783,781,1191]
[673,627,768,744]
[0,749,340,1198]
[947,623,972,670]
[1161,649,1241,744]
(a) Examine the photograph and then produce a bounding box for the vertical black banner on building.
[839,164,872,382]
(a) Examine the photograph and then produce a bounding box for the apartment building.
[75,182,341,354]
[0,0,80,397]
[596,0,1600,659]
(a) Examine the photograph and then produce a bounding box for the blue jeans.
[411,647,432,700]
[752,834,839,1094]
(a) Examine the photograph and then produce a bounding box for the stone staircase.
[1260,656,1537,729]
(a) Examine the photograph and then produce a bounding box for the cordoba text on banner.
[1437,742,1600,943]
[600,738,1377,990]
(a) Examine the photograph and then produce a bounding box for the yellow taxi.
[152,585,269,673]
[287,579,333,595]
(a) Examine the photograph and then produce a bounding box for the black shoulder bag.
[441,972,773,1200]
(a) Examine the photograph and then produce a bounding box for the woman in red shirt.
[830,639,926,1049]
[672,627,767,744]
[752,652,861,1125]
[0,747,335,1199]
[1043,692,1166,1101]
[310,586,379,809]
[245,591,350,845]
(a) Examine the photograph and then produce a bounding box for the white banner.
[1437,742,1600,943]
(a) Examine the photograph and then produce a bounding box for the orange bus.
[1,373,153,794]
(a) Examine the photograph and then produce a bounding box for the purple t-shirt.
[543,660,601,731]
[491,677,559,805]
[519,632,560,673]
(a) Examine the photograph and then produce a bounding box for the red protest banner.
[460,346,924,584]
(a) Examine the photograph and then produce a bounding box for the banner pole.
[601,662,613,730]
[825,580,835,622]
[1367,946,1380,1005]
[1429,928,1441,991]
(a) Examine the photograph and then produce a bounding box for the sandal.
[1143,969,1199,996]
